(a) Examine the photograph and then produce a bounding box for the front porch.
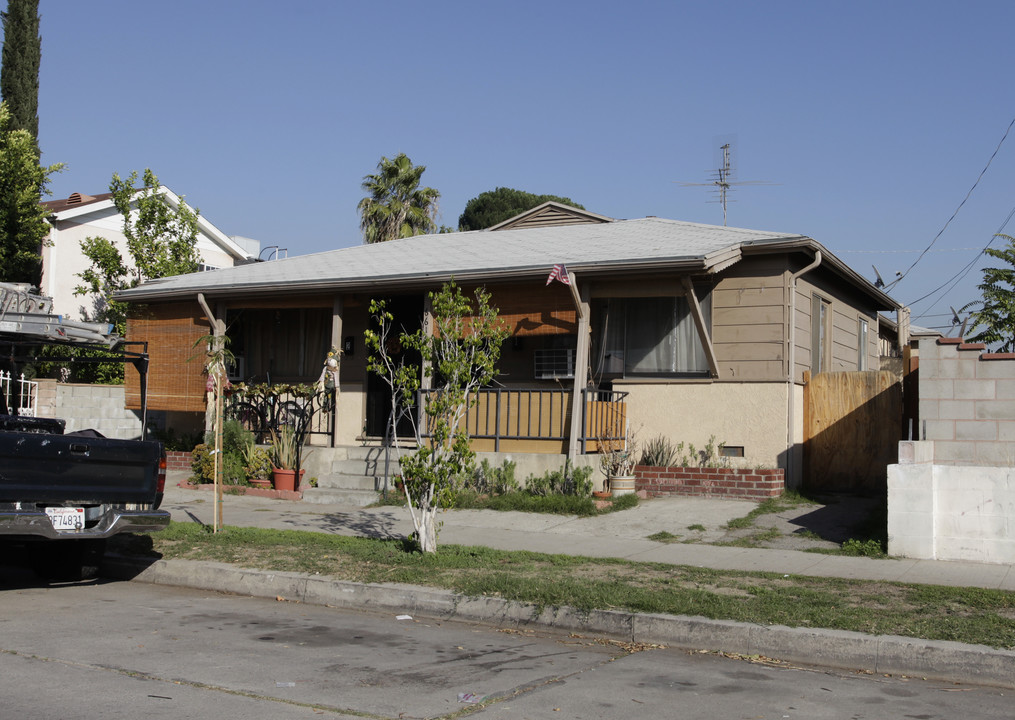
[225,384,629,457]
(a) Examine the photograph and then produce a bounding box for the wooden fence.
[803,370,902,493]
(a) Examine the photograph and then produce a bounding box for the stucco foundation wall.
[888,441,1015,563]
[620,382,790,469]
[330,384,366,446]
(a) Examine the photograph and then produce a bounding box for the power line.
[909,204,1015,320]
[841,247,985,254]
[887,113,1015,291]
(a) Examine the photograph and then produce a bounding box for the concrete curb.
[103,556,1015,690]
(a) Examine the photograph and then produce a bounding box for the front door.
[365,295,423,439]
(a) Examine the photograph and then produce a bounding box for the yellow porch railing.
[419,388,627,455]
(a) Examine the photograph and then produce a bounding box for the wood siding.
[794,272,879,381]
[712,259,789,380]
[494,206,610,231]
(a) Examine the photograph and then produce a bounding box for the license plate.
[46,507,85,531]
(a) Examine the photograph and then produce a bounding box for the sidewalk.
[125,477,1015,689]
[161,476,1015,591]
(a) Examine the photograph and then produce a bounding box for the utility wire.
[841,247,985,254]
[887,114,1015,291]
[910,204,1015,320]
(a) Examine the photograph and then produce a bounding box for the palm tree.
[358,153,440,244]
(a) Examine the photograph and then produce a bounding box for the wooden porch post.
[197,293,226,533]
[330,296,343,448]
[568,275,590,461]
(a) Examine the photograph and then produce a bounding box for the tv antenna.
[676,141,775,226]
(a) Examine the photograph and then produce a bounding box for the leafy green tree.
[963,234,1015,352]
[69,169,200,384]
[76,169,201,332]
[1,0,40,139]
[457,187,584,231]
[358,153,440,244]
[0,101,60,286]
[366,281,507,552]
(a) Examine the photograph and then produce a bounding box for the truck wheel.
[29,539,107,582]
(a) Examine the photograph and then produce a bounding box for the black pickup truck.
[0,282,171,579]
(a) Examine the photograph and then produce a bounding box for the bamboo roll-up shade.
[468,283,577,337]
[125,302,210,412]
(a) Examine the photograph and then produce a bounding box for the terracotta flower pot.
[272,468,302,492]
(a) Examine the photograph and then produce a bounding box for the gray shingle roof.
[118,217,809,301]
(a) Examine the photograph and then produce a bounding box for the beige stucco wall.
[329,383,367,446]
[619,381,792,469]
[329,379,801,475]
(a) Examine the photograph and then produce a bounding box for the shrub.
[640,435,680,467]
[470,459,519,495]
[524,464,593,497]
[841,538,887,558]
[149,426,203,451]
[241,440,272,481]
[191,419,254,485]
[190,444,214,484]
[484,493,596,515]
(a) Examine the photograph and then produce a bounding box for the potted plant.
[269,424,301,491]
[242,438,273,489]
[599,430,638,496]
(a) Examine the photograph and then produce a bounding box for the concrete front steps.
[300,444,403,507]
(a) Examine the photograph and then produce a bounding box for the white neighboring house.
[41,189,257,321]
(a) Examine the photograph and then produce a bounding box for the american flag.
[546,264,571,286]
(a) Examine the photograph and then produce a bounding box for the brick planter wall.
[166,450,192,472]
[635,465,784,500]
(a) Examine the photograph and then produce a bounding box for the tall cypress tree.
[1,0,40,139]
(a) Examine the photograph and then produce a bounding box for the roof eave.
[741,236,901,310]
[114,256,712,304]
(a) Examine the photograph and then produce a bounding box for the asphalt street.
[1,573,1011,720]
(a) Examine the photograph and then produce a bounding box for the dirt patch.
[715,495,884,552]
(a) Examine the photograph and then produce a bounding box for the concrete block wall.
[889,441,1015,563]
[919,338,1015,466]
[52,383,146,439]
[34,378,58,418]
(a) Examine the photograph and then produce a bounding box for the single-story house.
[116,203,902,490]
[41,189,258,321]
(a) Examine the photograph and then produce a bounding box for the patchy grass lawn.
[111,522,1015,650]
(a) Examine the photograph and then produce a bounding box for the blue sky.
[31,0,1015,331]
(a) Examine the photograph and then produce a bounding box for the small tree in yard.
[962,233,1015,352]
[76,168,201,331]
[365,281,507,553]
[0,101,61,287]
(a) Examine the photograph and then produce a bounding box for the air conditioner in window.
[227,356,245,382]
[534,348,575,380]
